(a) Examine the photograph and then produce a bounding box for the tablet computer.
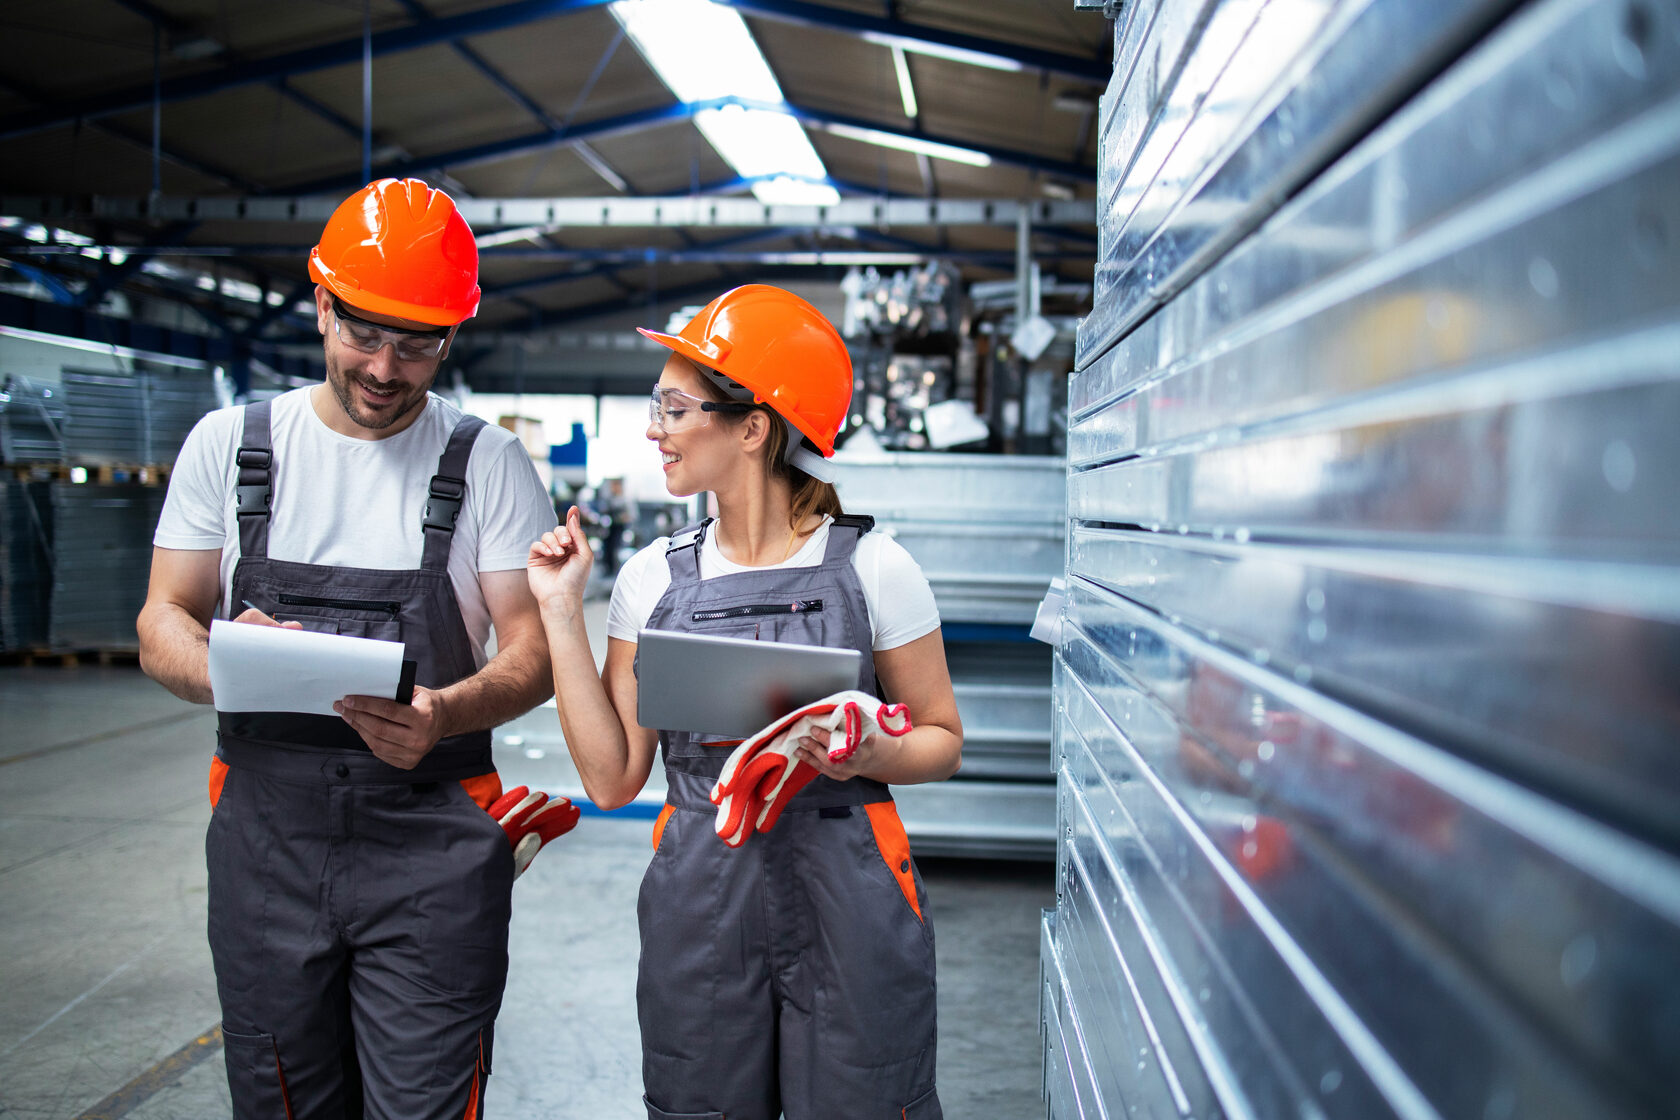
[636,628,864,738]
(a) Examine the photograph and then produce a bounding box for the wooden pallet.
[4,463,171,485]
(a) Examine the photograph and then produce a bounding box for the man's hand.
[232,605,303,630]
[334,686,450,769]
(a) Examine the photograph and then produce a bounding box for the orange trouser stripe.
[652,803,675,851]
[864,801,922,922]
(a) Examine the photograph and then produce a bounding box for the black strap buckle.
[423,475,465,532]
[235,447,272,517]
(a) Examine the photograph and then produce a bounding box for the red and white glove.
[710,690,912,848]
[488,785,581,878]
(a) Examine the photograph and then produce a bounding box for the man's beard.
[324,348,436,431]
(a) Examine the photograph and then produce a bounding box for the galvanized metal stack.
[47,483,166,651]
[830,453,1064,858]
[0,377,68,463]
[1046,0,1680,1117]
[60,366,218,464]
[0,365,211,652]
[0,479,53,651]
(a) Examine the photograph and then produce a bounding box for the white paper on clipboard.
[208,619,405,715]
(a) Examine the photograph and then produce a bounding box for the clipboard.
[396,659,417,704]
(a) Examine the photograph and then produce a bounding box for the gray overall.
[635,517,943,1120]
[206,399,511,1119]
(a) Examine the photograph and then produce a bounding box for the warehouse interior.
[4,0,1680,1118]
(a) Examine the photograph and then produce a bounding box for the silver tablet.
[636,628,865,738]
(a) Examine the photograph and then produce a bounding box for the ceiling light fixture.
[611,0,835,206]
[860,32,1023,73]
[891,46,919,119]
[825,123,992,167]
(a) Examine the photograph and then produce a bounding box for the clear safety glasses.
[331,297,451,363]
[648,385,752,433]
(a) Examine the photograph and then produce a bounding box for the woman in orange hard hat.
[141,179,569,1119]
[527,284,962,1119]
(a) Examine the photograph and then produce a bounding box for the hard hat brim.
[309,248,479,327]
[636,326,836,457]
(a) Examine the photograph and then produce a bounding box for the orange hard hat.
[637,285,852,460]
[308,178,480,326]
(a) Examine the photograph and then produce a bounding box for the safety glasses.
[331,296,451,363]
[648,385,752,433]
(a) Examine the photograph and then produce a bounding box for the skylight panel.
[612,0,835,206]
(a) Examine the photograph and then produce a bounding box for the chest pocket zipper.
[691,599,824,623]
[277,592,402,616]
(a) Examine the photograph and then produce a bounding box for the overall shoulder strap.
[235,399,273,559]
[421,413,487,571]
[820,513,875,565]
[663,518,711,584]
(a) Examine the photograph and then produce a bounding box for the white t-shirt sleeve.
[606,539,674,641]
[857,532,941,651]
[473,437,559,572]
[153,408,237,550]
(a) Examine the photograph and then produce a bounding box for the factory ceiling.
[0,0,1107,386]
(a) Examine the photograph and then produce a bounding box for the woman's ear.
[739,408,772,453]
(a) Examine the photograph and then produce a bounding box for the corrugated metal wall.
[1043,0,1680,1117]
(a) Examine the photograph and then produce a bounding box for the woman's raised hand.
[527,505,595,615]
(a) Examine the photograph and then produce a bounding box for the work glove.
[488,785,581,878]
[710,690,913,848]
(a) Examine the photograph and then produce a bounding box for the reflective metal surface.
[1080,0,1524,366]
[828,453,1064,857]
[1047,0,1680,1115]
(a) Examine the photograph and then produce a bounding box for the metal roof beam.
[3,195,1094,230]
[308,96,1096,190]
[0,0,1106,144]
[719,0,1108,85]
[0,0,618,143]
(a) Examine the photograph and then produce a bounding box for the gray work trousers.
[207,757,511,1119]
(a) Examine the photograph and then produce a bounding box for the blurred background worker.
[527,285,964,1119]
[136,178,559,1118]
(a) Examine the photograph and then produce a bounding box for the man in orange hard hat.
[139,178,564,1118]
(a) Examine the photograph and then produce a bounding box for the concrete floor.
[0,600,1053,1119]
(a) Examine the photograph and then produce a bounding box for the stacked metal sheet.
[0,479,53,650]
[1047,0,1680,1118]
[60,366,218,464]
[830,453,1063,858]
[47,483,164,651]
[0,377,68,463]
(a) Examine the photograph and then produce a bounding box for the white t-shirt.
[607,515,941,652]
[154,386,558,667]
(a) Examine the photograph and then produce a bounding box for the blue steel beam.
[2,260,80,305]
[285,97,1094,194]
[282,101,694,194]
[75,221,201,308]
[1,0,1105,143]
[0,0,618,143]
[106,0,371,148]
[719,0,1108,85]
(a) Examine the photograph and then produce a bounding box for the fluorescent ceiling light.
[696,103,825,179]
[861,32,1022,73]
[891,46,918,119]
[612,0,782,102]
[826,123,991,167]
[612,0,837,200]
[750,176,842,206]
